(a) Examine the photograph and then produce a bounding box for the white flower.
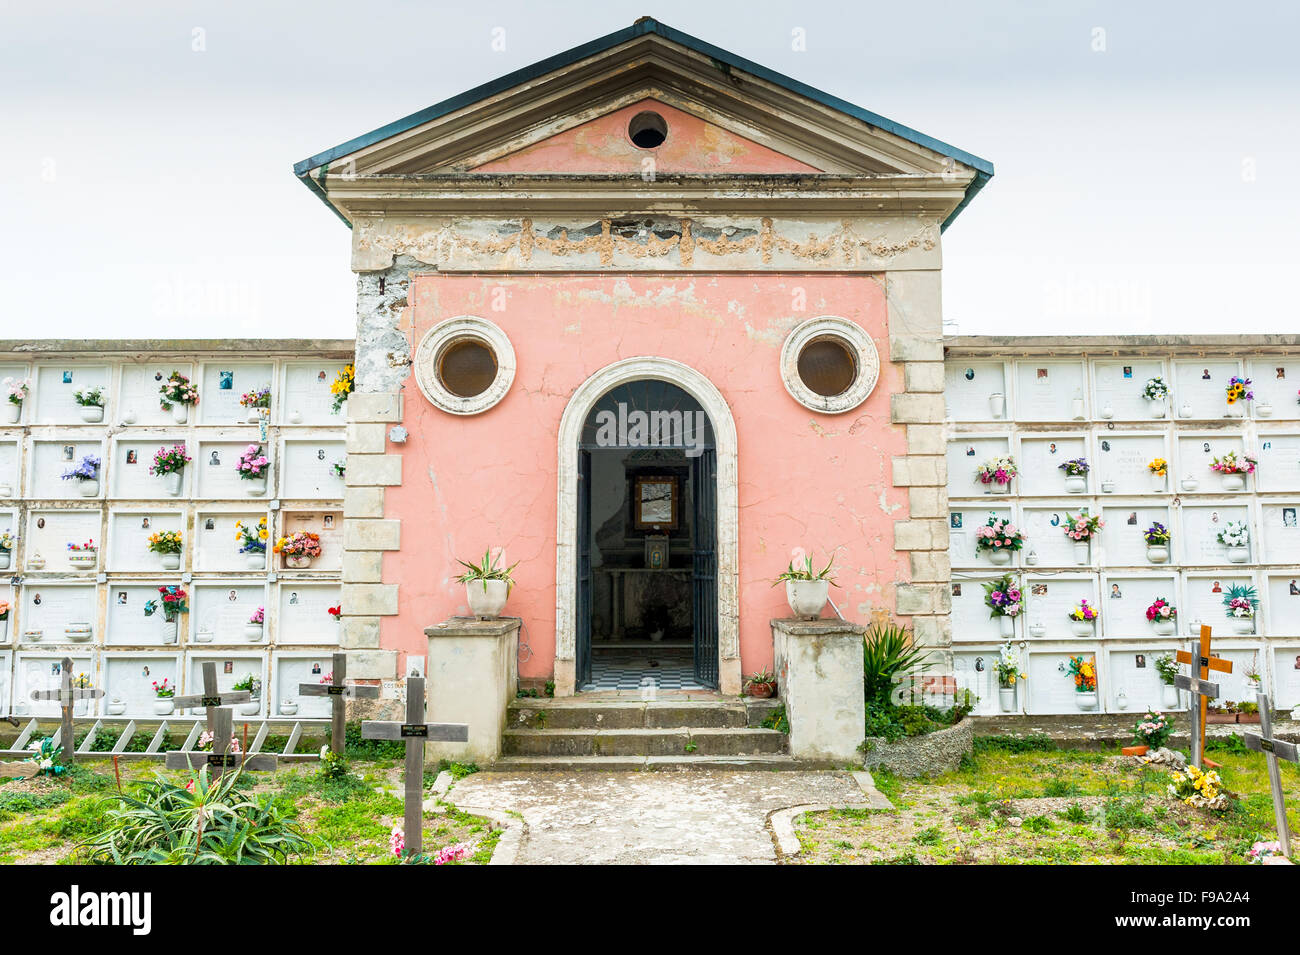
[320,745,329,759]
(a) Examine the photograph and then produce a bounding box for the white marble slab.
[1106,647,1172,713]
[30,440,105,500]
[276,583,341,645]
[1264,575,1300,636]
[189,582,268,646]
[1022,575,1098,639]
[1093,434,1169,495]
[1246,359,1300,419]
[24,509,102,572]
[1026,649,1101,715]
[1182,574,1255,635]
[281,362,351,426]
[271,652,335,718]
[1099,574,1180,640]
[184,653,267,716]
[280,439,346,500]
[106,584,181,646]
[1020,504,1093,568]
[1271,645,1300,708]
[1260,502,1300,564]
[1179,504,1251,565]
[0,440,19,495]
[198,363,273,425]
[1098,504,1172,567]
[948,505,1015,568]
[1013,361,1087,421]
[1173,360,1246,419]
[106,510,185,573]
[196,440,272,499]
[1255,432,1300,492]
[949,575,1013,643]
[118,363,194,428]
[1176,433,1249,490]
[194,510,268,572]
[1018,435,1089,496]
[33,364,111,424]
[278,510,343,573]
[944,362,1007,422]
[109,435,191,499]
[102,654,182,714]
[14,652,95,718]
[951,649,1005,715]
[1092,361,1168,421]
[946,436,1013,498]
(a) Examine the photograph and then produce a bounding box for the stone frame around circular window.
[413,316,516,415]
[779,316,880,414]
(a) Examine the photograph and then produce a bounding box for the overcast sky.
[2,1,1296,340]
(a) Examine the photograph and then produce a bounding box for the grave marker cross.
[1242,689,1299,859]
[29,656,104,764]
[163,662,277,777]
[361,676,468,858]
[1174,637,1222,769]
[298,652,381,754]
[1175,625,1233,769]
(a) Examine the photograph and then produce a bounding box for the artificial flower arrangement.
[773,547,837,585]
[60,455,100,483]
[1247,841,1287,863]
[248,605,265,626]
[1216,519,1250,550]
[27,737,66,777]
[974,516,1024,557]
[1210,451,1257,475]
[274,531,322,560]
[239,386,272,411]
[67,539,97,553]
[319,744,349,779]
[1225,376,1253,405]
[66,539,97,567]
[152,677,175,699]
[982,574,1024,618]
[72,672,93,690]
[232,674,261,699]
[975,455,1017,490]
[328,605,342,620]
[1142,377,1170,401]
[1063,512,1103,542]
[1223,583,1258,623]
[1155,654,1179,687]
[1144,521,1171,546]
[0,530,15,552]
[1060,655,1097,694]
[198,730,241,753]
[1133,710,1173,749]
[331,460,346,479]
[330,364,355,414]
[235,517,268,554]
[1058,457,1089,477]
[0,600,9,621]
[158,370,199,412]
[236,444,270,479]
[994,641,1026,689]
[1145,597,1177,623]
[73,386,105,409]
[1168,764,1229,811]
[1067,599,1099,623]
[149,443,191,477]
[4,376,30,408]
[143,585,189,621]
[146,530,183,555]
[1147,457,1168,477]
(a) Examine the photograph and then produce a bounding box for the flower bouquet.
[976,455,1017,494]
[1168,765,1230,811]
[1147,457,1168,491]
[147,530,184,570]
[1210,451,1256,491]
[1132,710,1173,752]
[66,539,98,570]
[27,737,66,777]
[1146,597,1177,635]
[1216,519,1250,563]
[983,574,1024,638]
[1067,599,1098,636]
[330,364,355,414]
[1142,376,1170,416]
[1060,655,1098,710]
[246,605,265,641]
[232,674,262,714]
[73,386,106,422]
[239,386,272,422]
[0,529,14,571]
[237,443,270,495]
[1063,512,1102,564]
[1143,521,1171,563]
[1058,458,1089,493]
[974,515,1024,565]
[275,531,322,569]
[994,642,1025,712]
[1223,584,1258,634]
[61,455,101,497]
[1155,654,1181,708]
[158,370,199,422]
[152,677,176,715]
[149,443,191,496]
[3,376,29,423]
[1225,376,1253,407]
[236,517,269,569]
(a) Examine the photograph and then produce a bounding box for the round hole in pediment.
[796,335,859,398]
[628,111,668,149]
[437,337,498,398]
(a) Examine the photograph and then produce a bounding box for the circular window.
[628,111,667,149]
[780,316,880,414]
[413,316,516,415]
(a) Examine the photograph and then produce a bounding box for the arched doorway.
[555,358,740,696]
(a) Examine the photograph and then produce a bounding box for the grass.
[793,747,1299,865]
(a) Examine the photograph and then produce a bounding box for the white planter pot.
[195,629,214,643]
[1070,620,1095,637]
[171,403,189,424]
[106,699,127,716]
[239,701,261,716]
[285,554,314,569]
[1064,476,1087,494]
[1146,545,1169,564]
[163,470,183,496]
[159,552,182,570]
[0,552,9,570]
[985,548,1012,566]
[1024,551,1039,566]
[1071,397,1085,420]
[988,393,1005,419]
[1074,691,1098,711]
[784,579,828,620]
[160,618,178,644]
[1257,403,1273,418]
[1225,545,1250,564]
[997,615,1014,638]
[244,623,264,642]
[1221,473,1246,492]
[153,699,175,716]
[78,479,99,497]
[1232,618,1255,635]
[987,482,1010,494]
[998,687,1017,712]
[3,403,19,424]
[74,700,89,717]
[68,555,97,570]
[280,700,299,716]
[248,409,263,424]
[79,405,104,423]
[1073,541,1091,565]
[1028,623,1046,637]
[1179,403,1194,419]
[66,628,93,642]
[244,474,268,496]
[1149,401,1166,419]
[1152,618,1176,636]
[1150,474,1166,492]
[1161,685,1180,710]
[1180,477,1199,492]
[1100,405,1114,420]
[246,552,266,570]
[1100,480,1115,494]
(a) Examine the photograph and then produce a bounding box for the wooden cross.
[298,652,381,755]
[162,662,276,776]
[29,656,104,764]
[1242,690,1298,859]
[1176,625,1233,769]
[361,676,468,858]
[1174,637,1222,769]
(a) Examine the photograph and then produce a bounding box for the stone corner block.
[890,392,946,425]
[346,421,388,454]
[344,486,386,519]
[348,392,403,423]
[347,453,402,486]
[344,648,397,680]
[344,517,401,551]
[341,615,382,649]
[341,583,399,616]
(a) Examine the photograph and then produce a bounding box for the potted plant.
[982,574,1024,638]
[974,515,1024,566]
[65,539,97,570]
[0,530,14,571]
[1063,512,1102,565]
[246,605,265,641]
[1126,710,1173,756]
[158,370,199,424]
[1144,521,1171,563]
[1225,375,1253,415]
[456,547,520,619]
[239,386,271,423]
[773,547,835,619]
[149,443,190,496]
[1216,519,1250,563]
[1223,584,1258,634]
[1210,451,1256,491]
[275,530,321,569]
[73,386,106,423]
[1145,597,1177,635]
[3,377,29,424]
[1148,457,1168,492]
[280,697,299,716]
[236,517,268,569]
[61,454,101,497]
[1068,599,1098,637]
[1143,376,1170,417]
[143,585,187,644]
[1058,457,1090,494]
[233,674,261,715]
[105,697,127,716]
[744,669,777,699]
[236,443,270,496]
[0,599,8,624]
[146,529,182,571]
[331,364,355,414]
[976,455,1017,494]
[1061,655,1098,711]
[152,677,176,716]
[994,642,1025,712]
[1155,653,1180,709]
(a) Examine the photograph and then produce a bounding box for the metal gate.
[691,449,719,688]
[576,448,593,690]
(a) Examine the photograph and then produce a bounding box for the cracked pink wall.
[382,273,908,680]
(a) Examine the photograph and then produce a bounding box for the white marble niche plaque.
[1180,504,1250,565]
[185,654,266,716]
[1092,361,1167,421]
[15,653,95,718]
[197,440,271,499]
[107,510,185,573]
[30,440,105,499]
[948,506,1014,568]
[272,653,334,718]
[1019,436,1089,496]
[1173,360,1243,419]
[33,365,110,424]
[110,436,190,499]
[25,509,101,572]
[106,583,181,646]
[1099,574,1179,640]
[946,436,1013,498]
[1013,361,1087,421]
[102,654,182,715]
[280,439,346,500]
[195,511,268,573]
[276,582,341,645]
[1094,434,1168,495]
[282,362,351,426]
[190,582,268,646]
[199,363,274,425]
[944,362,1007,422]
[119,364,194,428]
[279,510,342,572]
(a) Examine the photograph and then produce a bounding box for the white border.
[779,315,879,414]
[413,316,516,415]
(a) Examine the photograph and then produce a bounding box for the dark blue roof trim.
[293,18,994,227]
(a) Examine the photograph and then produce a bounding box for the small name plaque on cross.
[299,652,382,755]
[163,663,277,777]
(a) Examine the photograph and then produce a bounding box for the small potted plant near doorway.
[149,442,191,497]
[158,370,199,423]
[1155,653,1180,709]
[1124,710,1173,757]
[744,669,777,699]
[455,548,519,619]
[74,386,106,423]
[61,455,101,497]
[1146,597,1177,636]
[982,574,1024,638]
[994,642,1025,713]
[147,529,184,570]
[236,443,270,496]
[236,517,268,569]
[152,678,176,716]
[974,515,1023,566]
[774,547,836,619]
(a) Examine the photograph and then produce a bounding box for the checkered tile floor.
[582,648,707,691]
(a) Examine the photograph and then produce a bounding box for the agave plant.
[455,548,520,594]
[862,622,932,709]
[78,766,313,865]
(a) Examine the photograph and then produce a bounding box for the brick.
[348,392,403,423]
[347,453,402,486]
[344,649,398,680]
[903,361,945,393]
[344,486,385,519]
[910,550,951,582]
[341,616,382,649]
[892,455,946,487]
[906,423,946,456]
[341,583,399,616]
[344,518,401,551]
[890,393,946,425]
[343,551,384,583]
[347,422,388,454]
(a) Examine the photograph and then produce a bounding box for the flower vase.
[1257,402,1274,418]
[1226,545,1249,564]
[246,552,266,570]
[0,552,9,571]
[160,617,178,644]
[240,699,261,716]
[1180,476,1199,492]
[163,471,183,496]
[245,623,264,642]
[171,403,189,424]
[160,552,181,570]
[285,554,314,570]
[1064,476,1087,494]
[1151,473,1166,493]
[1073,541,1090,565]
[1100,405,1114,420]
[1074,691,1098,711]
[1100,480,1115,494]
[1024,550,1039,566]
[1152,618,1176,636]
[997,615,1014,638]
[1071,397,1085,420]
[78,479,99,497]
[195,629,214,643]
[106,699,127,716]
[986,548,1012,566]
[1179,403,1194,419]
[280,699,299,716]
[1146,545,1169,563]
[1028,623,1046,637]
[79,405,104,423]
[3,403,19,424]
[1221,473,1246,492]
[74,699,89,718]
[248,409,263,424]
[153,699,174,716]
[1161,685,1180,710]
[1232,618,1254,635]
[988,481,1009,495]
[245,473,268,497]
[68,554,97,571]
[1070,620,1095,637]
[988,393,1005,419]
[785,579,828,620]
[1149,400,1166,419]
[998,686,1017,712]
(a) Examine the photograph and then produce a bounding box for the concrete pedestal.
[425,616,520,763]
[772,618,866,762]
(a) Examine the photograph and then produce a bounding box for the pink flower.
[390,826,405,859]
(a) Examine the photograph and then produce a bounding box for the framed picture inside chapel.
[633,475,679,531]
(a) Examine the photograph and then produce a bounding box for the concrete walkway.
[447,769,878,865]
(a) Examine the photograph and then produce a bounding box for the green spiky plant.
[862,622,933,709]
[455,549,520,593]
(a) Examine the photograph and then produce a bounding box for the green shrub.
[344,721,404,759]
[862,622,932,708]
[973,733,1057,754]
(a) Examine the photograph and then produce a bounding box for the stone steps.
[490,754,802,772]
[501,726,787,757]
[506,697,780,730]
